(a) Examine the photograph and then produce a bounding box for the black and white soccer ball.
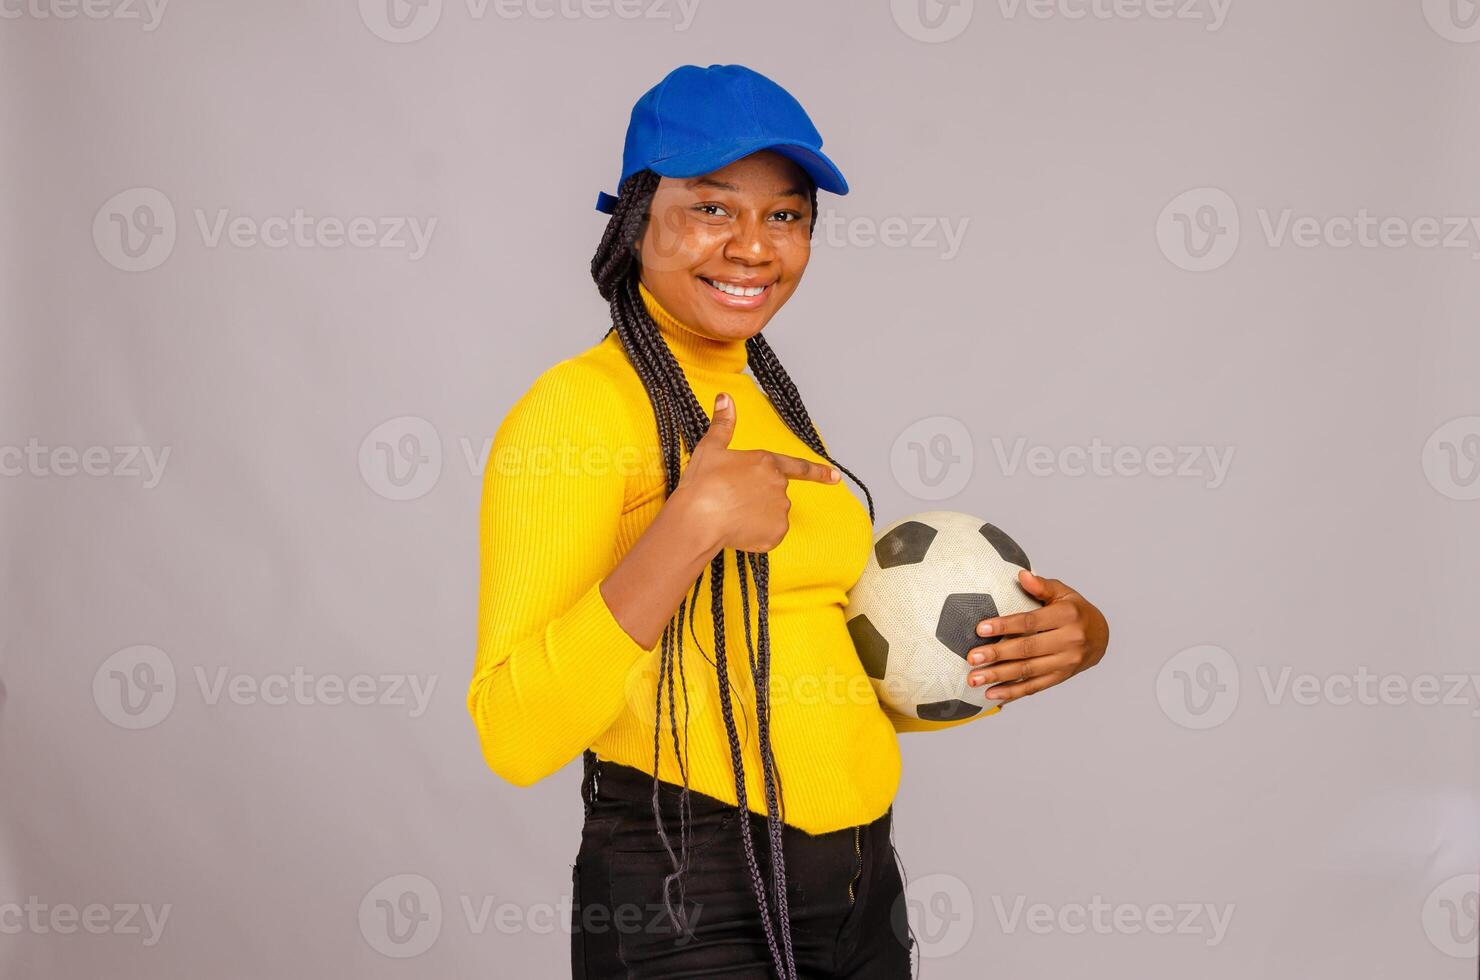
[846,511,1040,723]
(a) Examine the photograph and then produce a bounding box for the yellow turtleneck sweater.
[468,281,972,835]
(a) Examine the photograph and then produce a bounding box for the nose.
[722,210,776,266]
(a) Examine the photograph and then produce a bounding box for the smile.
[701,277,771,297]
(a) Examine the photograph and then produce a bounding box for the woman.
[468,64,1110,979]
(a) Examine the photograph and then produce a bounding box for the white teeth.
[705,278,767,298]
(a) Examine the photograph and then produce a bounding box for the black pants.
[571,756,914,978]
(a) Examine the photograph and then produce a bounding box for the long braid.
[589,170,874,980]
[707,548,790,973]
[748,549,796,968]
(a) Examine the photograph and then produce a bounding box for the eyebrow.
[685,176,809,199]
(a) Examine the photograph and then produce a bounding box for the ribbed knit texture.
[468,282,973,836]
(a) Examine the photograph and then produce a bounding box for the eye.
[693,203,731,218]
[770,210,804,223]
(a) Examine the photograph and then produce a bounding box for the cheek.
[777,226,810,265]
[641,212,721,274]
[775,237,811,288]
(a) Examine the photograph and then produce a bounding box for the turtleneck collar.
[638,280,749,375]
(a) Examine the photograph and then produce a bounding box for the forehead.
[658,150,811,199]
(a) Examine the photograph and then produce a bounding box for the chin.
[709,311,772,341]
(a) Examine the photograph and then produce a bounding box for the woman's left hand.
[964,570,1109,705]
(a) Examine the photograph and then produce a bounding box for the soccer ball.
[845,511,1040,723]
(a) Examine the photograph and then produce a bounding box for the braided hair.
[587,168,874,980]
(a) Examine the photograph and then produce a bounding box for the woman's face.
[638,150,812,343]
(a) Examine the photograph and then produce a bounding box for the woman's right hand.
[673,393,841,554]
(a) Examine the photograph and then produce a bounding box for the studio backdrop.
[2,1,1477,977]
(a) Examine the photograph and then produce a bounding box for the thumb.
[701,392,736,449]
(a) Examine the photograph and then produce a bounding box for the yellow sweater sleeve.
[467,359,658,787]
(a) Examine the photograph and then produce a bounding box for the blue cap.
[595,64,849,214]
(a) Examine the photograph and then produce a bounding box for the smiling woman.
[465,64,927,979]
[469,64,949,980]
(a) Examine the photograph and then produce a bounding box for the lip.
[699,275,774,311]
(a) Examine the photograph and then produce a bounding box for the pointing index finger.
[763,451,840,484]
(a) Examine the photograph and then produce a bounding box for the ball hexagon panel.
[918,699,983,722]
[979,522,1031,571]
[874,521,937,568]
[935,593,1000,660]
[846,614,889,680]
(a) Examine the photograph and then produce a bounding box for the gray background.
[3,0,1478,976]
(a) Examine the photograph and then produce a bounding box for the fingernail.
[829,467,841,482]
[968,652,984,665]
[967,674,981,686]
[716,393,730,410]
[977,622,994,636]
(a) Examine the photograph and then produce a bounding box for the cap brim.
[651,137,849,196]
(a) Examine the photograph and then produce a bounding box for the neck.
[637,280,749,375]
